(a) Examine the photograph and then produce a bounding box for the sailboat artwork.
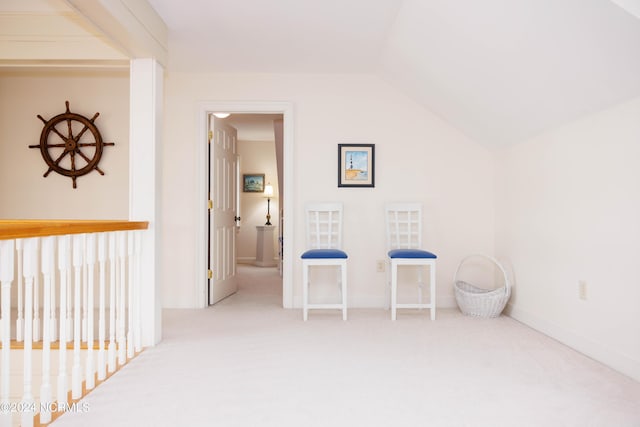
[338,143,375,188]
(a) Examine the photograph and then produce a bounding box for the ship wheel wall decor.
[29,101,115,188]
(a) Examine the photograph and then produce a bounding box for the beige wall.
[161,72,495,309]
[0,69,129,219]
[495,96,640,380]
[4,67,637,380]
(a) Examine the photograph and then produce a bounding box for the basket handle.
[454,254,510,294]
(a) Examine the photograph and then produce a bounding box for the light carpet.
[52,265,640,426]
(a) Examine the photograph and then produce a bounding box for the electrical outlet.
[578,280,587,300]
[376,260,386,273]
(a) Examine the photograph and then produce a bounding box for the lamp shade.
[264,184,274,198]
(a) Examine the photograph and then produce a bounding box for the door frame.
[196,101,294,309]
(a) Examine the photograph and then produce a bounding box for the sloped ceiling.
[146,0,640,148]
[147,0,403,73]
[2,0,640,148]
[380,0,640,147]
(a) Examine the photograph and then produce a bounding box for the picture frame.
[338,144,375,188]
[243,174,265,192]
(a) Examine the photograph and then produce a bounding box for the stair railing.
[0,220,148,427]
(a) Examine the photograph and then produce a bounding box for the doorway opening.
[196,102,294,310]
[208,113,283,305]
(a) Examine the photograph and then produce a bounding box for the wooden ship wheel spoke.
[29,101,115,188]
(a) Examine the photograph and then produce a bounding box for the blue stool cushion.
[301,249,348,259]
[388,249,437,259]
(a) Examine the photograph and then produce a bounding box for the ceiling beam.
[65,0,168,66]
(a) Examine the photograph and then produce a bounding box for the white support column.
[130,58,163,346]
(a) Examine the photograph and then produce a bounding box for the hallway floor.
[51,265,640,426]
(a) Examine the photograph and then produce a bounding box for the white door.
[208,115,239,304]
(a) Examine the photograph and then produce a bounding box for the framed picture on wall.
[243,174,265,192]
[338,144,375,188]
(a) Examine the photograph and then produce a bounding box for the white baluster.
[0,239,15,427]
[71,234,84,399]
[16,239,23,342]
[33,255,40,342]
[66,242,72,343]
[49,240,57,342]
[21,238,37,427]
[57,235,70,406]
[97,233,107,381]
[127,232,134,359]
[85,234,96,390]
[39,236,55,424]
[117,232,126,365]
[134,230,142,352]
[82,235,88,343]
[108,232,117,373]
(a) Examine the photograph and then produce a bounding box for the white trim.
[291,295,457,309]
[196,101,295,309]
[507,303,640,382]
[66,0,168,65]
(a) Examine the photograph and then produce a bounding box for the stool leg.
[302,263,309,321]
[417,266,423,310]
[385,259,391,311]
[341,263,347,321]
[430,262,436,320]
[391,262,398,321]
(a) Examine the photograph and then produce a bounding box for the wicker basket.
[454,254,510,318]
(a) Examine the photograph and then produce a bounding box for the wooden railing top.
[0,220,149,240]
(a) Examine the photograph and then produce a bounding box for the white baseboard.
[238,257,279,266]
[438,295,457,309]
[290,295,457,309]
[507,303,640,382]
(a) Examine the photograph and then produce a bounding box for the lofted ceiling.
[380,0,640,146]
[146,0,404,73]
[2,0,640,148]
